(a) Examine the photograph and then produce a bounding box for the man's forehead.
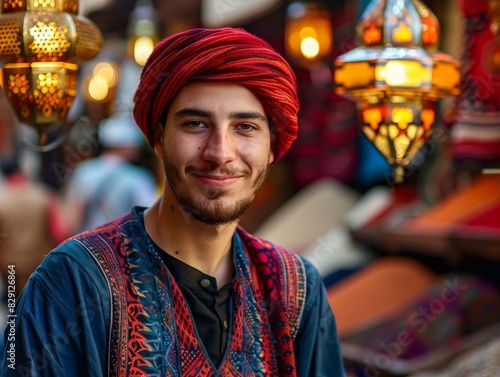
[167,83,267,117]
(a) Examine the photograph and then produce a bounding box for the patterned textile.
[342,273,500,375]
[409,337,500,377]
[75,212,307,376]
[287,68,359,188]
[451,0,500,164]
[133,27,299,163]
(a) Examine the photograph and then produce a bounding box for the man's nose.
[201,129,237,165]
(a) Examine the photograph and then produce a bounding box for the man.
[1,28,345,376]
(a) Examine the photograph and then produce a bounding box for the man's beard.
[163,153,270,225]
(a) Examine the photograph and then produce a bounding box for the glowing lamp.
[83,61,119,104]
[285,1,333,68]
[334,0,460,183]
[485,40,500,74]
[0,0,102,147]
[1,61,77,128]
[127,0,159,67]
[490,0,500,36]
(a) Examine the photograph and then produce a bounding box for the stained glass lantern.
[334,0,460,183]
[0,0,102,147]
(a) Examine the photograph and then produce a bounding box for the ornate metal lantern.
[334,0,460,182]
[0,0,102,147]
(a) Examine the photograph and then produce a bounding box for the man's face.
[154,82,275,225]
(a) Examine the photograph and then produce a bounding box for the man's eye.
[236,123,255,131]
[184,121,205,128]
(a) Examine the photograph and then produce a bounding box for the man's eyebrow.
[173,108,267,122]
[173,108,214,119]
[228,111,267,122]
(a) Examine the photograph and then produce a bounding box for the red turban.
[133,27,299,162]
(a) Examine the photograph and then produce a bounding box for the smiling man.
[1,28,346,377]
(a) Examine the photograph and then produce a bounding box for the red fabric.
[451,201,500,242]
[458,0,500,103]
[451,0,500,162]
[133,27,299,162]
[460,0,489,16]
[451,139,500,159]
[462,201,500,228]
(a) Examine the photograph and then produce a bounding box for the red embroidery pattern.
[127,303,154,374]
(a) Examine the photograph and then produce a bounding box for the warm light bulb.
[493,49,500,67]
[134,36,155,66]
[363,107,382,130]
[88,75,109,101]
[392,21,412,43]
[93,62,118,87]
[392,107,413,129]
[301,37,320,59]
[384,62,407,85]
[421,108,435,130]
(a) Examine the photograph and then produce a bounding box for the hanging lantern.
[127,0,159,67]
[285,1,333,68]
[0,0,103,148]
[334,0,460,183]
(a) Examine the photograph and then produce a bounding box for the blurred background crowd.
[0,0,499,376]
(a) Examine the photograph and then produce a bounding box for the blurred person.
[1,28,345,376]
[0,89,41,185]
[0,164,67,295]
[0,92,68,331]
[63,111,158,234]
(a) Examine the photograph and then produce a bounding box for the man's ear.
[269,131,277,165]
[153,122,164,158]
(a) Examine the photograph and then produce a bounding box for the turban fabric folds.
[133,27,299,162]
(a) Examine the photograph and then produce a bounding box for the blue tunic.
[1,208,345,376]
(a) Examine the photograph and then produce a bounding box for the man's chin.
[186,210,242,226]
[180,199,251,226]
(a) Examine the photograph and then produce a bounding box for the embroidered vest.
[76,212,307,376]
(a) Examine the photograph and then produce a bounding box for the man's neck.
[144,197,237,288]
